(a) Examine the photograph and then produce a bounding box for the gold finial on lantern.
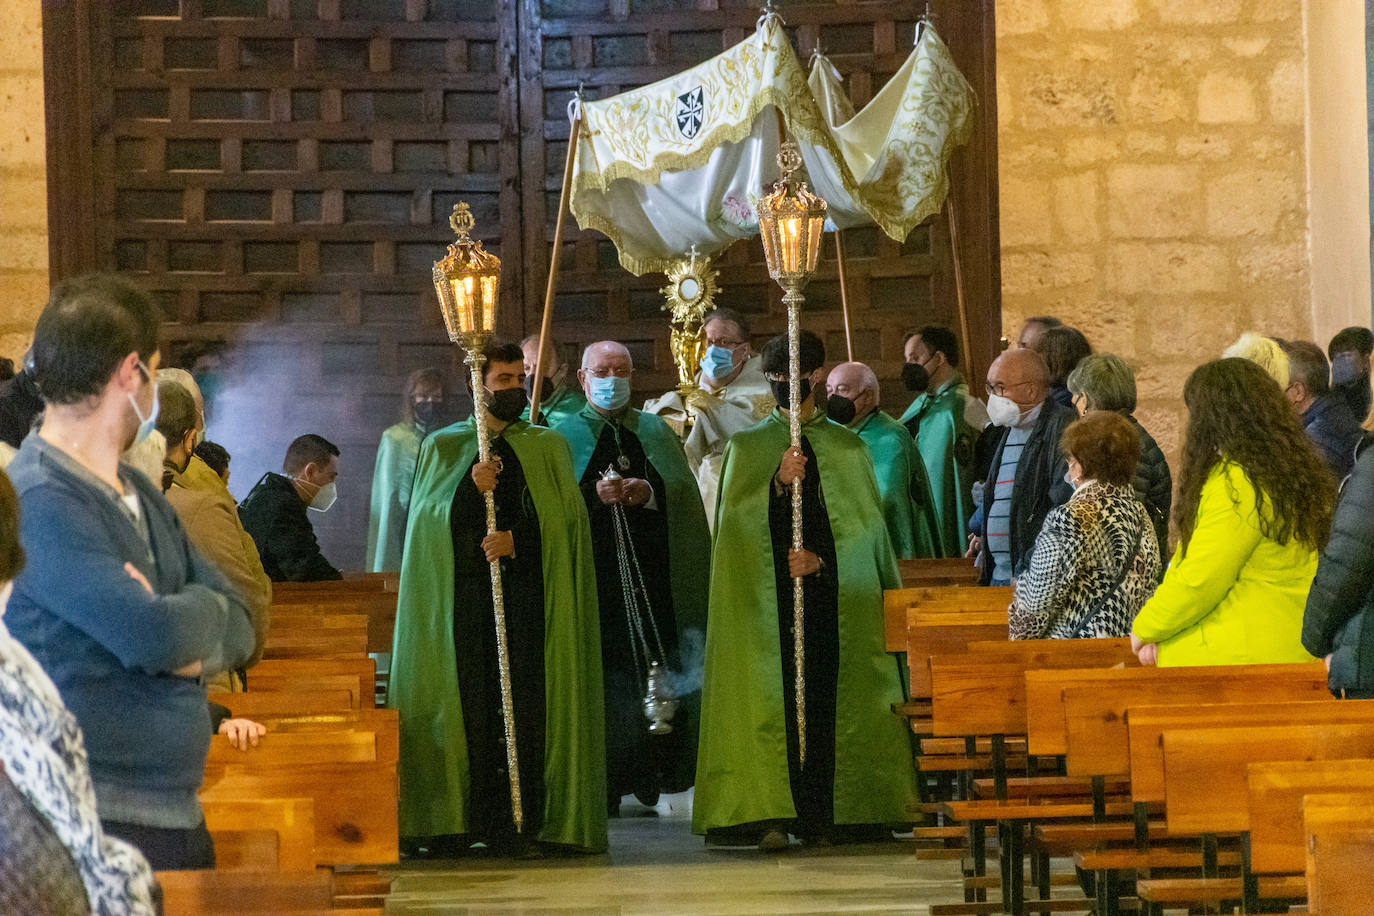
[433,203,501,345]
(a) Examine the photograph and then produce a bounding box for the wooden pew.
[883,584,1011,654]
[271,582,398,657]
[263,613,369,660]
[201,796,316,873]
[156,869,347,915]
[1304,791,1374,916]
[245,658,376,709]
[896,556,981,588]
[200,708,399,866]
[1246,758,1374,878]
[211,688,358,716]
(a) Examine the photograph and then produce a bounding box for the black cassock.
[450,434,546,842]
[577,419,693,808]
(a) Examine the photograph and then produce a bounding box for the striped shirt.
[986,404,1042,582]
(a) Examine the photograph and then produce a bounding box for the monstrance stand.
[432,202,523,832]
[756,142,827,764]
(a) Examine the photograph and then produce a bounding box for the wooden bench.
[897,556,981,589]
[211,688,358,716]
[201,796,316,873]
[271,583,398,657]
[883,584,1011,654]
[245,658,376,709]
[1246,758,1374,878]
[263,613,369,661]
[200,708,399,866]
[1304,790,1374,916]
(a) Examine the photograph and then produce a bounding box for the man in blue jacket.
[6,273,255,870]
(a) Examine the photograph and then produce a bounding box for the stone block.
[1132,404,1182,462]
[1062,135,1122,167]
[1197,71,1257,123]
[1053,172,1100,243]
[997,0,1049,36]
[1019,72,1118,127]
[1205,170,1298,238]
[0,329,35,366]
[1000,141,1061,171]
[1109,242,1230,295]
[0,74,46,168]
[1174,135,1233,160]
[0,0,42,72]
[1152,0,1242,23]
[1125,132,1168,154]
[1267,58,1304,125]
[1237,241,1308,283]
[1251,0,1297,22]
[0,228,48,272]
[1058,0,1138,30]
[1000,177,1054,247]
[1126,70,1188,124]
[1069,301,1137,355]
[0,175,49,229]
[1001,249,1098,295]
[1133,359,1202,404]
[1107,164,1202,239]
[1222,36,1271,57]
[1144,300,1248,366]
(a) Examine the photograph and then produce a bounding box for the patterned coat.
[1009,482,1161,640]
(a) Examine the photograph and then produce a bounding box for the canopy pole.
[946,186,975,375]
[530,109,583,426]
[834,230,854,361]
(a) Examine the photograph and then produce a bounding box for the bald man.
[973,348,1075,585]
[551,341,709,814]
[522,333,587,427]
[826,362,939,559]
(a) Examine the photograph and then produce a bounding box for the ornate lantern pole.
[756,141,827,765]
[432,202,523,833]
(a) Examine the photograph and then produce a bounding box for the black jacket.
[1301,393,1368,482]
[238,473,342,582]
[977,398,1076,584]
[0,371,44,448]
[1302,441,1374,696]
[1132,416,1173,565]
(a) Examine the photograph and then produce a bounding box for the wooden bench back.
[1304,791,1374,914]
[210,688,358,716]
[929,639,1136,738]
[1246,758,1374,874]
[271,593,398,654]
[1061,672,1332,777]
[246,657,376,709]
[200,796,316,873]
[897,557,981,589]
[1025,662,1325,758]
[908,613,1011,696]
[1160,721,1374,834]
[882,584,1010,653]
[1126,690,1363,803]
[155,868,334,914]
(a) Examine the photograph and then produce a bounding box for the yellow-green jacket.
[1131,461,1319,667]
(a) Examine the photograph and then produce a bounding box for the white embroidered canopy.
[568,16,976,277]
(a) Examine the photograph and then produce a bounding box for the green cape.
[851,409,941,560]
[365,422,421,573]
[523,382,587,428]
[693,409,916,833]
[388,418,608,851]
[898,375,982,558]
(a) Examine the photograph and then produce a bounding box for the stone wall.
[0,0,46,364]
[996,0,1313,456]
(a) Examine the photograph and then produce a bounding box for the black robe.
[450,435,546,842]
[577,420,692,803]
[768,436,840,836]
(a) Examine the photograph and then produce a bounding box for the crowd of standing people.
[2,271,1373,908]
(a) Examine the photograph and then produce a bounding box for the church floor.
[382,791,970,915]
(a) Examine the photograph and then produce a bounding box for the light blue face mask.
[129,361,160,446]
[588,375,630,411]
[700,345,736,379]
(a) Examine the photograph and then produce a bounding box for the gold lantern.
[756,140,827,766]
[432,202,524,833]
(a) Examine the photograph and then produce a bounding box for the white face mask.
[0,581,11,619]
[986,394,1023,428]
[295,477,338,513]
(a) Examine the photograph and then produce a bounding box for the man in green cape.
[365,367,449,572]
[552,341,710,815]
[898,326,989,557]
[825,361,940,559]
[522,333,587,427]
[388,342,607,855]
[694,331,917,850]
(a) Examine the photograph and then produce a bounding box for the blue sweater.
[6,435,254,828]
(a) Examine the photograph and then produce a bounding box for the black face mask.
[413,401,440,429]
[1333,375,1373,421]
[524,374,554,402]
[826,393,857,425]
[486,387,528,423]
[769,377,811,411]
[902,362,930,394]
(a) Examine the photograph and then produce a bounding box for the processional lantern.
[432,202,524,833]
[756,140,827,765]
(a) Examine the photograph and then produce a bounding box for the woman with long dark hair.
[1131,358,1335,666]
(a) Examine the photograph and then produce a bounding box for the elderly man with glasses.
[644,307,774,523]
[969,348,1075,586]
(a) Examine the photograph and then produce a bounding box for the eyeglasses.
[705,337,745,349]
[985,380,1033,398]
[584,367,632,379]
